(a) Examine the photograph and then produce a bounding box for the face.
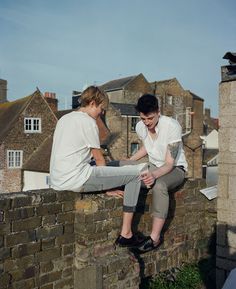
[140,111,160,131]
[90,102,106,119]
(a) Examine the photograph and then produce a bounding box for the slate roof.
[100,75,137,91]
[0,92,35,143]
[23,135,53,172]
[110,102,139,116]
[189,91,204,102]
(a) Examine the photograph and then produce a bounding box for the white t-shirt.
[136,115,188,171]
[50,111,100,192]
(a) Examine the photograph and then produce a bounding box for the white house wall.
[23,170,50,191]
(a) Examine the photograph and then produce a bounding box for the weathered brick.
[4,255,34,271]
[57,191,77,201]
[40,261,53,274]
[0,199,11,210]
[42,215,56,225]
[12,196,32,208]
[56,234,75,245]
[6,232,30,246]
[23,265,38,279]
[42,192,57,203]
[36,204,62,216]
[63,201,74,212]
[11,242,41,258]
[0,223,10,234]
[64,224,74,234]
[36,225,63,239]
[62,244,74,256]
[42,238,55,249]
[0,272,11,288]
[57,212,74,223]
[0,248,10,261]
[6,207,35,221]
[40,271,62,286]
[54,277,73,289]
[40,284,53,289]
[13,278,35,289]
[12,217,41,232]
[35,248,61,262]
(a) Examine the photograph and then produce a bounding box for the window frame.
[7,150,23,169]
[131,117,139,132]
[130,143,139,155]
[24,117,42,133]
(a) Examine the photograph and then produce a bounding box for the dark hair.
[135,94,159,114]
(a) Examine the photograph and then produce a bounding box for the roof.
[189,91,204,101]
[23,135,53,173]
[55,109,73,119]
[0,92,36,143]
[100,75,137,91]
[111,102,139,116]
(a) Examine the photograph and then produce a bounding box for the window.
[185,107,192,131]
[131,143,139,155]
[131,117,139,132]
[166,95,173,105]
[7,150,23,168]
[24,118,41,133]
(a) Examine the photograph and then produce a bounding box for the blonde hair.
[80,86,109,109]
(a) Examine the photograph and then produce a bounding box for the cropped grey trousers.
[118,160,186,219]
[83,164,147,212]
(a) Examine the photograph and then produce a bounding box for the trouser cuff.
[123,205,136,212]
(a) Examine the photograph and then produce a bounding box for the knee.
[153,180,168,195]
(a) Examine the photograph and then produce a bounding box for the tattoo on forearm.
[168,142,181,160]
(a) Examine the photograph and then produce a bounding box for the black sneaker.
[115,234,146,248]
[134,236,163,254]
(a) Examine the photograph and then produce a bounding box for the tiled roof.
[110,102,139,116]
[100,75,137,91]
[0,92,37,143]
[23,135,53,173]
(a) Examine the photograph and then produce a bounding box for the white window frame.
[7,150,23,168]
[166,95,173,105]
[24,117,41,133]
[185,107,192,131]
[131,117,139,132]
[130,143,139,155]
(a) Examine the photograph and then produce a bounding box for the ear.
[89,100,96,107]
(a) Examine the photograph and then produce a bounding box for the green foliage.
[146,263,203,289]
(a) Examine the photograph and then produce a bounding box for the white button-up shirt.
[136,115,188,171]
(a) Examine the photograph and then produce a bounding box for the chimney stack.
[44,92,58,112]
[0,79,7,104]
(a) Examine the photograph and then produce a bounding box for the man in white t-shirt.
[50,86,149,248]
[120,94,187,253]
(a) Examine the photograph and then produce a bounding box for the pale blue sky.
[1,0,236,116]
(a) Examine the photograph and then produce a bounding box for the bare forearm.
[152,163,173,179]
[129,145,147,161]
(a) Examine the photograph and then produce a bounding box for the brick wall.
[216,80,236,288]
[0,179,216,289]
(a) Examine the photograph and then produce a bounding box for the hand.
[140,171,155,188]
[106,189,124,198]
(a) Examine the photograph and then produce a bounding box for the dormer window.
[24,117,41,133]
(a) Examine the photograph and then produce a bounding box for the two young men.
[50,86,187,253]
[50,86,149,248]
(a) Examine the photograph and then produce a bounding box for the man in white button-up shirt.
[126,94,188,253]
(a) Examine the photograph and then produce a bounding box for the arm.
[91,148,106,166]
[129,145,147,161]
[142,141,181,186]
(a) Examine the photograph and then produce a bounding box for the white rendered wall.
[23,170,50,191]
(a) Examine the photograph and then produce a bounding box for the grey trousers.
[83,164,147,212]
[119,160,186,219]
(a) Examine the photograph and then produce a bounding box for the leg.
[151,167,185,242]
[83,164,147,246]
[137,168,185,253]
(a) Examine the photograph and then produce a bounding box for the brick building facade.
[0,90,57,193]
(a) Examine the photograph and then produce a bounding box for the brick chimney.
[0,79,7,103]
[44,92,58,112]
